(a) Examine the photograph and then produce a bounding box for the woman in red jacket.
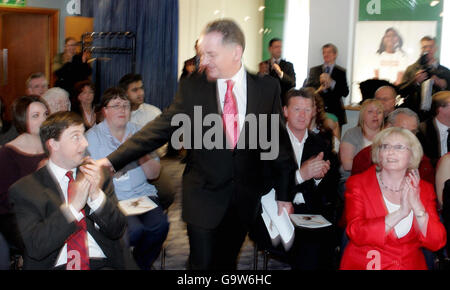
[340,127,446,270]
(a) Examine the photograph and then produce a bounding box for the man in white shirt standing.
[118,73,162,128]
[9,111,134,270]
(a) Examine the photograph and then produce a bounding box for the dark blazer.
[9,166,133,270]
[304,65,349,126]
[180,55,200,80]
[399,60,450,121]
[263,59,296,105]
[289,130,339,221]
[416,118,442,168]
[107,71,296,230]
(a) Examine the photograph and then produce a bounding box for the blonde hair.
[371,127,423,171]
[432,91,450,115]
[358,99,384,128]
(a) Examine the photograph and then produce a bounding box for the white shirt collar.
[218,63,246,87]
[47,159,76,184]
[287,125,308,146]
[435,117,449,135]
[272,57,282,64]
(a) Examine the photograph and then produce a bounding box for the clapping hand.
[79,157,103,201]
[300,152,330,181]
[405,169,424,212]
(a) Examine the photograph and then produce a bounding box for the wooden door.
[0,7,58,121]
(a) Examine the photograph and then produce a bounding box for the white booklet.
[118,196,158,216]
[289,214,332,229]
[260,189,295,251]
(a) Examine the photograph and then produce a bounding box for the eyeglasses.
[379,144,410,151]
[106,104,130,111]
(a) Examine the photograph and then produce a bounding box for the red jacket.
[340,166,446,270]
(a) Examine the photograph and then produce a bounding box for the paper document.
[118,196,158,216]
[290,214,332,229]
[260,189,295,251]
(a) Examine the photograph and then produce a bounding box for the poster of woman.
[351,21,437,104]
[374,27,408,86]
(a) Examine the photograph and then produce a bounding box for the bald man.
[374,85,397,119]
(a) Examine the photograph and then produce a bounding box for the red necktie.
[65,171,90,270]
[223,80,239,149]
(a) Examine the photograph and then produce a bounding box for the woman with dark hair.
[374,27,408,85]
[0,95,49,263]
[310,89,341,151]
[71,80,97,129]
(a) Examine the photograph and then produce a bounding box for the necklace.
[377,172,404,193]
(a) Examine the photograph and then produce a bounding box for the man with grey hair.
[95,19,295,270]
[351,108,434,183]
[26,72,48,97]
[42,87,71,114]
[305,43,349,129]
[375,85,398,119]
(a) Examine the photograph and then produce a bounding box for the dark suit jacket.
[416,118,442,168]
[399,60,450,121]
[107,71,296,230]
[180,55,200,80]
[304,65,349,126]
[289,130,339,222]
[9,166,133,270]
[263,59,296,105]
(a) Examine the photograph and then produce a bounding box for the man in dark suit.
[96,19,296,270]
[250,88,338,269]
[416,91,450,168]
[283,89,338,269]
[9,112,134,270]
[180,40,202,80]
[261,38,296,106]
[304,43,349,129]
[399,36,450,121]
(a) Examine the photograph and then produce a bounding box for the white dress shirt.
[383,195,413,239]
[47,160,106,266]
[286,126,322,205]
[217,64,247,133]
[130,103,162,128]
[435,118,449,156]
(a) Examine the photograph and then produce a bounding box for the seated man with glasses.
[85,87,169,270]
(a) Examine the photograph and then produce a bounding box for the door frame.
[0,6,59,85]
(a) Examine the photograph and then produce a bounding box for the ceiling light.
[430,0,440,7]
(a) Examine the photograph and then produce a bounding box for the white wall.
[178,0,265,78]
[308,0,359,134]
[308,0,358,105]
